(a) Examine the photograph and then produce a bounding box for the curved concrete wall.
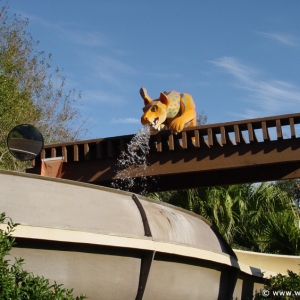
[0,170,264,299]
[235,249,300,275]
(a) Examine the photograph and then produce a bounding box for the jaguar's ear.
[140,87,152,105]
[159,92,168,106]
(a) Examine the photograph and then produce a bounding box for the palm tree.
[149,182,300,255]
[258,210,300,255]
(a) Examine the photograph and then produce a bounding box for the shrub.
[0,212,87,299]
[254,270,300,299]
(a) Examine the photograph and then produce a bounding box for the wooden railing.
[34,112,300,165]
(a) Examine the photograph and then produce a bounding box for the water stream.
[111,125,155,194]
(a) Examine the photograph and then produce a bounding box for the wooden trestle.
[27,112,300,193]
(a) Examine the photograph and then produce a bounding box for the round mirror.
[7,124,44,161]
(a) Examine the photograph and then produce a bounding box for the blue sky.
[7,1,300,139]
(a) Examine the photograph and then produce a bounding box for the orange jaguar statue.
[140,87,197,133]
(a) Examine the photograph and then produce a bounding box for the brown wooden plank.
[181,131,188,149]
[73,145,79,162]
[276,119,283,140]
[156,135,162,152]
[194,130,200,148]
[234,125,240,144]
[62,146,67,162]
[84,143,90,160]
[51,147,56,158]
[247,123,258,143]
[207,128,214,147]
[262,121,270,141]
[220,126,226,146]
[290,117,296,138]
[41,149,45,160]
[234,125,246,144]
[168,133,174,151]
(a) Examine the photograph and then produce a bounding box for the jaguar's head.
[140,87,168,131]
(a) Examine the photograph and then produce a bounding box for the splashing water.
[111,125,155,194]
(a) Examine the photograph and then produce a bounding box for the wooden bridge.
[27,112,300,193]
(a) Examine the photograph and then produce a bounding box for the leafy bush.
[0,212,87,299]
[254,270,300,299]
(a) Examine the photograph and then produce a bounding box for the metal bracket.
[135,250,155,300]
[132,194,152,237]
[132,194,154,300]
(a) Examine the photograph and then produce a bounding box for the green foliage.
[0,2,88,171]
[254,270,300,299]
[274,179,300,207]
[149,182,300,255]
[0,213,87,299]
